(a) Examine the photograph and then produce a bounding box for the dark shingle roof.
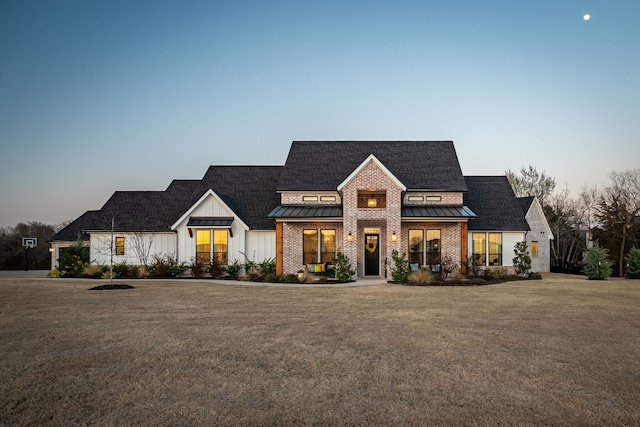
[277,141,467,192]
[51,167,282,241]
[201,166,282,230]
[464,176,530,231]
[517,196,535,216]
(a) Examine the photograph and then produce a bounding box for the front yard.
[1,274,639,425]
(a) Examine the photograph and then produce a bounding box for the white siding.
[243,231,276,263]
[89,232,176,265]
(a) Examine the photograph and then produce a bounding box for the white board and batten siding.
[89,232,177,266]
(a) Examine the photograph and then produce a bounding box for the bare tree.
[596,169,640,276]
[506,164,556,208]
[129,229,156,267]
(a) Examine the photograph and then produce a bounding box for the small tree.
[391,249,409,282]
[333,251,356,281]
[440,254,459,280]
[583,245,612,280]
[624,247,640,279]
[513,241,532,277]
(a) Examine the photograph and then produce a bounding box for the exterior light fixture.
[391,232,397,242]
[347,232,353,242]
[367,198,377,207]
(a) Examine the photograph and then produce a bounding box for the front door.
[364,234,380,275]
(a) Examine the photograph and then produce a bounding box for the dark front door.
[364,234,380,275]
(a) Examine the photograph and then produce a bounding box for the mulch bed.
[88,284,135,290]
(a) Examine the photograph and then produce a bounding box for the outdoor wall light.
[367,198,377,207]
[391,232,397,242]
[347,232,353,242]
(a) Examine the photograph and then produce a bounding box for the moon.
[583,14,591,21]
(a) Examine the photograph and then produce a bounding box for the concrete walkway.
[0,269,388,287]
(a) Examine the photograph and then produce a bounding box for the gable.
[464,176,530,231]
[171,189,249,231]
[337,154,406,191]
[277,141,467,192]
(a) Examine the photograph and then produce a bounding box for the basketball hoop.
[22,237,37,250]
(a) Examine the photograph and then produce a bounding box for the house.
[50,141,552,276]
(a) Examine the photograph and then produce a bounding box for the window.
[488,233,502,265]
[196,230,211,264]
[426,230,441,267]
[532,241,538,257]
[320,230,336,264]
[357,191,386,208]
[303,230,318,264]
[196,229,228,265]
[320,196,336,202]
[408,195,423,202]
[408,230,424,266]
[302,196,318,202]
[115,237,125,255]
[472,233,486,265]
[426,196,442,202]
[213,230,228,264]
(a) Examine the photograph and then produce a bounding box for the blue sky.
[1,0,639,228]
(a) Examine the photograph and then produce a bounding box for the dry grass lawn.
[1,274,639,426]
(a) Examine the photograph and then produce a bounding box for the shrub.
[112,261,138,279]
[137,265,149,279]
[391,250,409,282]
[258,258,277,275]
[59,240,90,277]
[528,272,542,280]
[333,251,356,281]
[513,241,532,277]
[226,259,242,279]
[487,267,509,280]
[440,254,459,280]
[148,254,187,278]
[263,273,278,283]
[207,257,224,279]
[282,274,298,283]
[625,247,640,279]
[82,264,105,279]
[583,245,612,280]
[46,269,61,278]
[467,254,484,278]
[189,259,207,278]
[408,268,432,285]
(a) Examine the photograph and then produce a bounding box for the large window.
[408,230,424,266]
[320,230,336,264]
[426,230,441,267]
[213,230,228,264]
[115,237,125,256]
[303,230,318,264]
[531,241,539,257]
[196,229,228,265]
[488,233,502,265]
[472,233,486,265]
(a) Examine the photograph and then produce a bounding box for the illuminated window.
[320,196,336,202]
[472,233,486,265]
[115,237,125,255]
[196,230,211,265]
[426,196,442,202]
[488,233,502,266]
[426,230,441,267]
[303,230,318,264]
[213,230,228,264]
[302,196,318,202]
[408,195,423,202]
[408,230,424,266]
[357,191,386,208]
[196,230,228,265]
[532,241,538,257]
[321,230,336,264]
